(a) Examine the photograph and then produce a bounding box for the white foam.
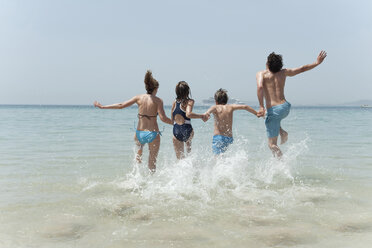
[99,137,312,208]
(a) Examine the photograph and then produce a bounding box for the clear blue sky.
[1,0,371,105]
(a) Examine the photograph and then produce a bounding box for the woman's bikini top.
[137,113,157,119]
[172,100,191,124]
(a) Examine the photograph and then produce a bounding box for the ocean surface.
[1,105,372,248]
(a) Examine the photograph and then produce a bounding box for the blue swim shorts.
[265,101,291,138]
[212,135,234,155]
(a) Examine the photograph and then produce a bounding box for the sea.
[1,105,372,248]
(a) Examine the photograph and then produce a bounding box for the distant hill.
[341,100,372,106]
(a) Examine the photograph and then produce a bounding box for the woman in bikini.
[171,81,207,159]
[94,70,172,172]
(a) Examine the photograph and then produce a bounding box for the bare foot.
[269,144,283,158]
[280,129,288,145]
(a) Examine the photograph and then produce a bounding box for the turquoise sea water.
[1,105,372,247]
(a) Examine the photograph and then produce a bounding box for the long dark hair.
[144,70,159,94]
[175,81,191,103]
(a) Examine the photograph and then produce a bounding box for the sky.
[1,0,371,105]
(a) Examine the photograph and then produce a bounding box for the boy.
[205,89,260,155]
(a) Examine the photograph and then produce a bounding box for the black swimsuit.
[172,101,193,142]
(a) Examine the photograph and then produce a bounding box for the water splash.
[92,137,312,208]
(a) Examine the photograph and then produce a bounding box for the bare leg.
[134,134,143,163]
[173,136,185,159]
[280,127,288,145]
[148,135,160,172]
[185,130,194,154]
[268,136,283,158]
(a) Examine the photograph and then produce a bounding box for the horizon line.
[0,103,368,107]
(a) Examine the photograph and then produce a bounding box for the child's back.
[211,104,235,137]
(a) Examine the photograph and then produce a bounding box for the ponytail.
[144,70,159,94]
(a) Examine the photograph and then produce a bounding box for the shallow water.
[1,105,372,247]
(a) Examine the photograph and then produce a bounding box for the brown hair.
[144,70,159,94]
[175,81,191,102]
[214,88,228,105]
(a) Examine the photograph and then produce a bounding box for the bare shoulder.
[227,104,237,111]
[139,94,148,98]
[187,99,195,105]
[152,96,163,105]
[133,94,143,103]
[258,69,269,74]
[279,68,290,76]
[153,96,163,104]
[257,69,271,80]
[207,104,217,114]
[256,70,265,77]
[229,104,238,109]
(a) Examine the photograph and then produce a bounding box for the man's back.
[260,69,287,109]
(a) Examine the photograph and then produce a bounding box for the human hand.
[257,107,265,117]
[202,113,209,122]
[93,101,103,108]
[316,50,327,65]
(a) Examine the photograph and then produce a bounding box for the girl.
[171,81,207,159]
[94,70,172,172]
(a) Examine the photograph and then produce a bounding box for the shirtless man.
[205,89,259,155]
[256,51,327,157]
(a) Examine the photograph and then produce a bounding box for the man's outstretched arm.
[256,71,265,116]
[285,50,327,77]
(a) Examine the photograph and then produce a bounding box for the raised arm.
[157,99,173,125]
[94,96,138,109]
[256,71,265,117]
[231,104,259,116]
[186,100,206,120]
[285,50,327,77]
